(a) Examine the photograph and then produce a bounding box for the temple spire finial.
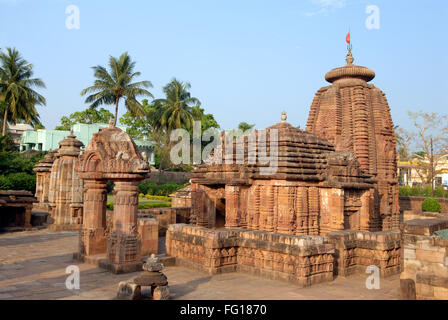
[345,30,354,65]
[281,111,287,122]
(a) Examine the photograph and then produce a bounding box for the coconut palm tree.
[0,48,46,136]
[152,78,201,132]
[80,52,153,126]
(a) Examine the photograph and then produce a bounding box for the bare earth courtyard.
[0,229,400,300]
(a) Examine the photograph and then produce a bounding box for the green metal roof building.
[20,123,155,165]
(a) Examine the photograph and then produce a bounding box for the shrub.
[138,202,171,209]
[138,181,185,197]
[0,172,36,192]
[144,194,171,202]
[422,198,442,213]
[399,185,448,198]
[106,201,171,210]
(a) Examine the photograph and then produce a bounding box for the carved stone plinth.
[105,231,142,274]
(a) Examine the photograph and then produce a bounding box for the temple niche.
[305,49,400,230]
[48,132,84,230]
[75,122,150,274]
[33,149,56,211]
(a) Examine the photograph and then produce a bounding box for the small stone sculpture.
[117,254,169,300]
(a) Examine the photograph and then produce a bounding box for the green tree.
[119,99,155,139]
[400,110,448,188]
[0,48,46,136]
[238,122,255,132]
[191,106,220,133]
[80,52,153,126]
[152,78,200,132]
[55,107,114,130]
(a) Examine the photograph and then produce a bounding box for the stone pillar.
[24,206,32,229]
[360,189,374,231]
[259,185,275,232]
[35,172,44,205]
[319,188,344,235]
[79,180,107,257]
[277,186,295,234]
[247,185,260,230]
[295,187,309,235]
[308,187,319,235]
[225,185,240,228]
[106,181,142,273]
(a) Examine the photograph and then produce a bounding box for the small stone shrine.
[117,254,169,300]
[48,131,84,230]
[33,149,56,211]
[0,190,37,231]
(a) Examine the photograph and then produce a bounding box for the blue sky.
[1,0,447,131]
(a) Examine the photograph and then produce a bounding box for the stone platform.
[166,224,401,287]
[0,229,401,300]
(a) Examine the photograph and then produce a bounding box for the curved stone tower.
[48,131,84,230]
[306,50,399,230]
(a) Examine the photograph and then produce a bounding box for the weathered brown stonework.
[165,53,402,288]
[48,132,84,230]
[166,224,401,287]
[189,118,378,235]
[401,219,448,300]
[0,190,36,230]
[76,123,150,274]
[306,52,399,230]
[33,150,56,211]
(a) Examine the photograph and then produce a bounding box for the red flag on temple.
[346,32,351,45]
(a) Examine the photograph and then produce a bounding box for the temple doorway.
[215,198,226,229]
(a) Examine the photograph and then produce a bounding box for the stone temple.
[167,54,402,286]
[306,49,399,230]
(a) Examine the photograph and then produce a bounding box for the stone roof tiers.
[56,131,84,157]
[33,149,57,173]
[192,113,375,188]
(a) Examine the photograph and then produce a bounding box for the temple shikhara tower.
[306,47,399,230]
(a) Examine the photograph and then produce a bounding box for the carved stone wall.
[327,230,401,277]
[401,219,448,300]
[166,224,401,287]
[192,181,376,236]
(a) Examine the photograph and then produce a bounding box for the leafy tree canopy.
[55,107,114,130]
[80,52,153,126]
[238,122,255,132]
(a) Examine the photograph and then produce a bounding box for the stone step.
[158,254,176,267]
